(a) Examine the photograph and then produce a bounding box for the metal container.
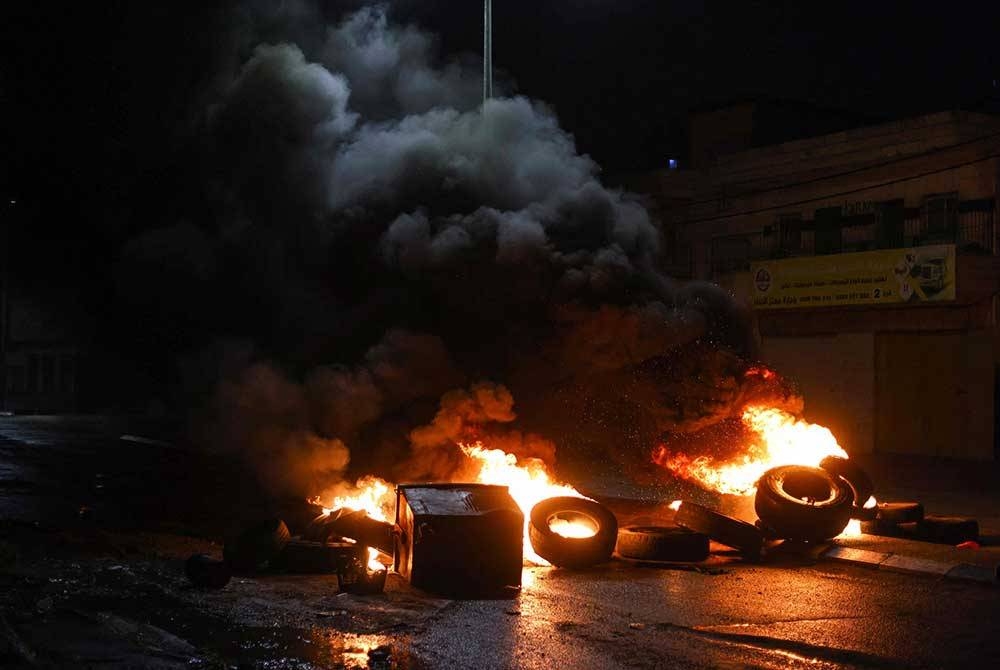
[394,483,523,596]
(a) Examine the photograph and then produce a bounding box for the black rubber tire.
[860,519,903,537]
[876,502,924,524]
[615,526,709,562]
[754,465,853,542]
[902,516,979,545]
[851,505,878,522]
[818,456,874,507]
[185,554,232,589]
[674,501,764,559]
[224,518,291,574]
[528,497,618,568]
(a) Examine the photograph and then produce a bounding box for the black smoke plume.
[122,3,772,497]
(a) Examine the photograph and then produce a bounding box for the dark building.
[632,107,1000,460]
[1,199,88,414]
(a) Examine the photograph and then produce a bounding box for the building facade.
[641,110,1000,460]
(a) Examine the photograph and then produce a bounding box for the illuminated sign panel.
[750,245,956,309]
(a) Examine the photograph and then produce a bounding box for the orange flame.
[654,405,848,497]
[840,519,863,538]
[460,442,590,564]
[314,476,395,571]
[836,495,877,539]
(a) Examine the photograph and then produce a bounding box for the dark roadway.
[1,416,999,669]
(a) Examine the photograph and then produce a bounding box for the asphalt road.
[2,416,999,669]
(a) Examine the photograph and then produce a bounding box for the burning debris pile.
[140,4,979,596]
[184,368,980,597]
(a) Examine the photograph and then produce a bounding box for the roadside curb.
[822,545,998,585]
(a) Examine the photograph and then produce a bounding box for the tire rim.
[776,470,838,506]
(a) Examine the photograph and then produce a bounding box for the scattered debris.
[337,553,388,595]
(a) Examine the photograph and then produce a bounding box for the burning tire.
[818,456,874,508]
[528,497,618,568]
[674,501,764,559]
[615,525,709,563]
[754,465,853,542]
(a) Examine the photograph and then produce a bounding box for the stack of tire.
[862,502,979,545]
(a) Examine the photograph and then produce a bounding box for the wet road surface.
[2,416,999,669]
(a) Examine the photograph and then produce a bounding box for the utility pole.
[483,0,493,102]
[0,198,10,412]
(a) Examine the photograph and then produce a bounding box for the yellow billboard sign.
[750,245,956,309]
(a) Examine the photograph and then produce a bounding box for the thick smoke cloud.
[131,3,767,497]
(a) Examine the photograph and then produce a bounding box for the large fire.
[653,405,848,497]
[316,396,868,567]
[654,402,874,540]
[315,443,589,566]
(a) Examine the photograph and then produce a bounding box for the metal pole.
[483,0,493,102]
[0,200,9,411]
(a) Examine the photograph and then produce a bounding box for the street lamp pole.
[0,200,10,412]
[483,0,493,102]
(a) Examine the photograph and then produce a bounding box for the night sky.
[4,1,999,223]
[2,0,999,407]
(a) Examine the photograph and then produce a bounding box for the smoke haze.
[124,2,775,497]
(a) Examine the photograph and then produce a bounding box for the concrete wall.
[761,333,876,457]
[760,330,995,460]
[874,331,994,460]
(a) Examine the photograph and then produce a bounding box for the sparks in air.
[654,405,848,497]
